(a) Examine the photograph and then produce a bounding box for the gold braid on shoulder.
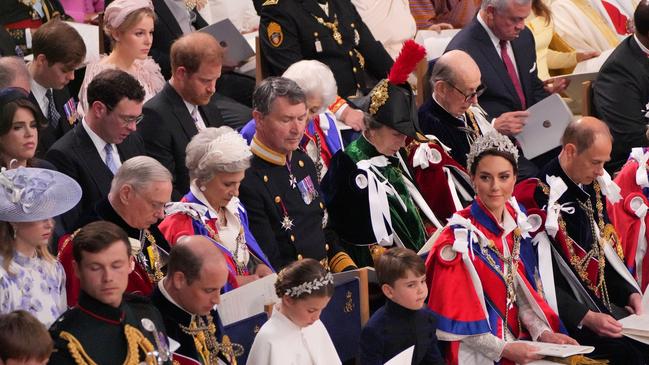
[59,325,156,365]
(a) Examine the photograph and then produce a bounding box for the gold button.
[298,160,304,167]
[349,51,353,56]
[353,67,357,72]
[319,202,324,209]
[325,244,330,251]
[263,175,268,183]
[314,32,319,37]
[297,254,303,260]
[274,196,281,203]
[351,23,355,28]
[290,234,296,242]
[357,83,361,88]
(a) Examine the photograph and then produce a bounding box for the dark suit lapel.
[162,84,199,138]
[469,19,521,106]
[199,102,224,128]
[153,0,183,39]
[72,125,113,197]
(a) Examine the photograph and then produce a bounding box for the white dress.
[246,307,341,365]
[0,253,67,327]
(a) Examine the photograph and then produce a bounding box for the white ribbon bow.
[545,175,575,238]
[630,147,649,188]
[412,142,442,169]
[447,214,490,259]
[508,196,534,238]
[596,169,622,204]
[630,196,649,286]
[357,156,404,246]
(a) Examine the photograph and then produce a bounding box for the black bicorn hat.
[357,40,429,143]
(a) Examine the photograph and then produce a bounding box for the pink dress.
[59,0,104,23]
[77,55,165,118]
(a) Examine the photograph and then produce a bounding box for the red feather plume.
[387,39,426,85]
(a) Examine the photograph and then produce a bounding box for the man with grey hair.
[419,50,532,168]
[239,77,356,272]
[0,56,30,92]
[58,156,173,306]
[444,0,569,177]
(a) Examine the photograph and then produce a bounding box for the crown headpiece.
[284,272,334,298]
[466,132,519,173]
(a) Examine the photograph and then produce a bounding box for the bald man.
[0,56,30,91]
[514,117,649,364]
[150,235,237,365]
[419,50,534,168]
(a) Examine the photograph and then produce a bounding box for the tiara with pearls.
[466,132,519,173]
[284,272,334,298]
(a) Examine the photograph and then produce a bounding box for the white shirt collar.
[158,279,195,317]
[82,118,116,162]
[477,12,503,52]
[29,78,49,116]
[634,34,649,56]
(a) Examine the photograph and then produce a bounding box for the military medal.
[297,176,319,205]
[63,97,78,126]
[314,32,323,53]
[286,161,297,189]
[281,215,294,231]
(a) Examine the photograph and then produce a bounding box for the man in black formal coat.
[49,221,171,365]
[239,77,356,272]
[444,0,569,178]
[45,69,146,232]
[515,118,649,364]
[26,20,85,154]
[593,1,649,173]
[138,32,228,200]
[151,235,236,365]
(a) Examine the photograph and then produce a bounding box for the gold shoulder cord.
[59,325,156,365]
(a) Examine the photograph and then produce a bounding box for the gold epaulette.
[262,0,279,5]
[59,325,155,365]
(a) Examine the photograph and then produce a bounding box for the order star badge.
[281,215,294,231]
[288,174,297,189]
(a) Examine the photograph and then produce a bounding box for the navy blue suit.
[359,299,443,365]
[445,17,548,119]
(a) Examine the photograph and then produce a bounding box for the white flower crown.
[284,272,334,298]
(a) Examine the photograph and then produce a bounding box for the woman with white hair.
[240,60,344,180]
[160,126,274,292]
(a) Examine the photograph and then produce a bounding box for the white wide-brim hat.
[0,167,82,223]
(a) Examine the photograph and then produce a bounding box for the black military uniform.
[258,0,393,98]
[0,0,69,49]
[238,136,356,271]
[150,285,235,365]
[49,291,171,365]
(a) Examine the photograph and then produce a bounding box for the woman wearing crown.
[425,132,577,365]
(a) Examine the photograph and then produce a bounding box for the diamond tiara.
[284,272,334,298]
[466,132,519,173]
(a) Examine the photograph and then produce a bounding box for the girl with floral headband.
[425,132,577,364]
[247,258,340,365]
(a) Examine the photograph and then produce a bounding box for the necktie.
[499,40,526,109]
[104,144,118,174]
[191,107,205,131]
[46,89,61,128]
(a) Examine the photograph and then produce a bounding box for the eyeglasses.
[447,82,486,102]
[104,102,144,126]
